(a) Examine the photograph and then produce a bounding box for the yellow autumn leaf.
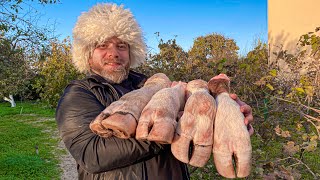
[294,87,305,94]
[286,92,293,98]
[277,90,284,95]
[302,133,308,141]
[310,135,318,141]
[269,69,277,77]
[266,83,274,91]
[304,85,314,96]
[304,140,317,152]
[296,123,303,131]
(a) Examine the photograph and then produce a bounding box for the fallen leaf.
[283,141,300,156]
[302,133,308,141]
[303,140,317,152]
[296,123,303,131]
[274,125,282,136]
[254,79,266,86]
[281,130,291,138]
[266,83,274,91]
[310,135,318,141]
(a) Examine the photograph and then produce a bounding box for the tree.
[0,36,34,106]
[185,33,240,81]
[137,33,240,82]
[0,0,58,106]
[188,33,239,63]
[139,38,188,81]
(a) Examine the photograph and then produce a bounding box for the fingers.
[247,124,254,136]
[229,93,245,106]
[229,93,254,133]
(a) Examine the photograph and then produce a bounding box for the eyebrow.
[102,40,128,45]
[118,41,128,44]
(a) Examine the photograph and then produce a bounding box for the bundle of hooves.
[90,72,253,178]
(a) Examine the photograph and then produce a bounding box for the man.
[56,3,253,180]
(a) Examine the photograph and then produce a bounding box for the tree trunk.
[4,95,16,107]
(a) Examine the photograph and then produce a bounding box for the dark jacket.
[56,71,190,180]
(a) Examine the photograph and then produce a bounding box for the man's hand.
[229,94,254,136]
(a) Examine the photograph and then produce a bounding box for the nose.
[106,44,119,59]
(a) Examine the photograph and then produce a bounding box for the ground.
[58,140,78,180]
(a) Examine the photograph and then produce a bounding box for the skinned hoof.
[135,121,150,140]
[101,113,137,139]
[147,121,175,144]
[189,144,212,167]
[171,133,191,164]
[90,113,112,138]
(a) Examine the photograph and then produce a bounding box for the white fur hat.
[72,3,146,73]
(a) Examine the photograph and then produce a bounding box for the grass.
[0,101,62,179]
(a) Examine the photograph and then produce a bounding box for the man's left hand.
[229,94,254,136]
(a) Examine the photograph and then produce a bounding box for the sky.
[28,0,267,56]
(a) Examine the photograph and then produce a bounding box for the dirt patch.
[58,140,78,180]
[19,115,78,179]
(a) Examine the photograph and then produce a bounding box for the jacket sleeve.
[56,84,164,174]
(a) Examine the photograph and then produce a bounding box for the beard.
[100,66,129,84]
[92,58,130,84]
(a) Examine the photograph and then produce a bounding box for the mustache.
[102,58,123,65]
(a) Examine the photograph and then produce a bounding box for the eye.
[96,43,109,49]
[118,43,128,50]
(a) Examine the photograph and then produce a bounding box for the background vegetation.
[0,0,319,179]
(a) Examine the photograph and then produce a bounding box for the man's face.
[89,37,130,83]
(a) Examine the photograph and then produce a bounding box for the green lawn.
[0,102,63,179]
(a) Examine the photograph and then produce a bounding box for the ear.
[88,57,93,67]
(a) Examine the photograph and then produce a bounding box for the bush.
[33,38,84,108]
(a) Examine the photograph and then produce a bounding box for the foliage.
[0,0,58,39]
[0,101,62,179]
[240,28,320,179]
[33,38,84,108]
[188,33,239,63]
[137,38,189,81]
[137,33,240,82]
[186,33,239,81]
[0,37,35,100]
[0,0,59,102]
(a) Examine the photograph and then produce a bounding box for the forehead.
[103,37,128,44]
